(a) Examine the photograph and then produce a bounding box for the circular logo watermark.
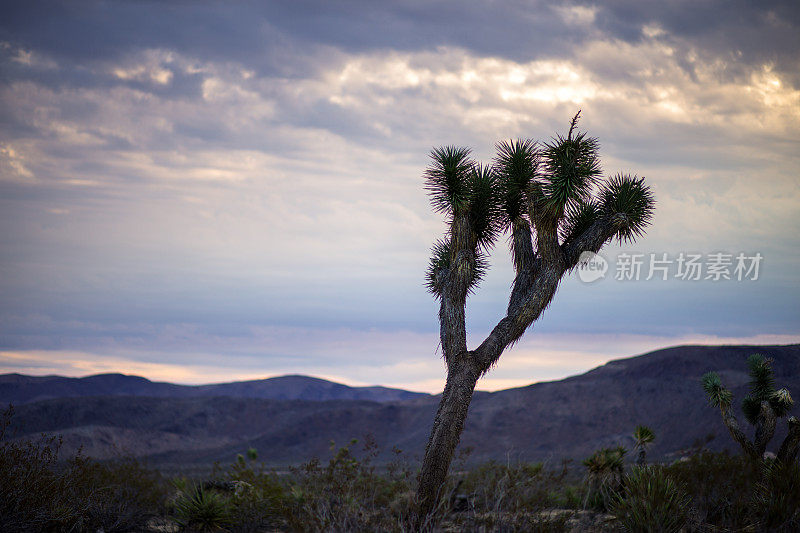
[576,251,608,283]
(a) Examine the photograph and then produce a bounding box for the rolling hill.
[4,344,799,467]
[0,373,429,405]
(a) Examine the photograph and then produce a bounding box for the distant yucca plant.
[610,466,692,533]
[583,446,627,511]
[701,354,799,463]
[246,447,258,461]
[633,426,655,466]
[173,483,232,531]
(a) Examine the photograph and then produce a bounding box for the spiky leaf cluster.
[742,394,761,425]
[633,425,655,448]
[601,174,655,243]
[493,139,538,226]
[424,239,488,298]
[747,354,776,399]
[771,388,795,417]
[425,151,501,298]
[742,354,794,423]
[610,466,692,533]
[424,114,655,301]
[561,200,601,243]
[425,239,451,297]
[583,446,626,474]
[424,146,474,215]
[466,164,503,251]
[702,372,733,408]
[742,397,766,425]
[539,117,602,216]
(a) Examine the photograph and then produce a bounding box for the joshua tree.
[633,425,655,466]
[416,112,655,519]
[582,446,627,510]
[702,353,799,464]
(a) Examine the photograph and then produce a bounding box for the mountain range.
[0,372,428,405]
[3,344,799,467]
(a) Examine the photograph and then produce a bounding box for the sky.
[1,1,798,393]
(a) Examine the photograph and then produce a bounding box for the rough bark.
[720,405,759,460]
[636,447,647,466]
[416,361,479,520]
[777,416,800,465]
[753,401,777,457]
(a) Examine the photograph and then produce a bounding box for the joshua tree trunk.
[416,361,479,517]
[719,404,759,460]
[753,401,777,457]
[777,417,800,464]
[636,448,646,466]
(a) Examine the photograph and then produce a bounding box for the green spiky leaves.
[540,113,602,217]
[633,425,655,448]
[494,139,539,226]
[424,152,501,298]
[425,239,451,297]
[742,395,763,424]
[703,354,793,426]
[467,164,502,251]
[747,354,776,400]
[425,238,488,298]
[425,148,501,252]
[424,146,474,215]
[423,113,656,302]
[561,200,600,243]
[583,446,627,474]
[601,174,655,243]
[772,388,795,417]
[702,372,733,409]
[742,355,794,423]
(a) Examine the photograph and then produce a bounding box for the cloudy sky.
[1,1,798,392]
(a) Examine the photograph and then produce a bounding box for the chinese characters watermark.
[576,252,763,283]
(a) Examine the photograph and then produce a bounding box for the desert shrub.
[0,405,167,532]
[67,455,167,532]
[222,450,289,532]
[457,460,570,514]
[583,446,626,511]
[173,483,233,531]
[281,438,414,532]
[448,509,573,532]
[170,449,289,532]
[0,429,78,532]
[610,465,692,533]
[664,450,757,529]
[752,459,800,531]
[549,483,583,509]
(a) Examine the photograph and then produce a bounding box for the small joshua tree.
[416,112,655,519]
[583,446,627,510]
[633,425,655,466]
[702,354,800,464]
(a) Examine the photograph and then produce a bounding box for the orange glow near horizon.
[3,330,799,394]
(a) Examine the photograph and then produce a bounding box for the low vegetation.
[0,405,166,532]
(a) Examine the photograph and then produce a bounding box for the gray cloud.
[1,1,798,387]
[587,0,800,84]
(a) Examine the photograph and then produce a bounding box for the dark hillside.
[6,344,799,466]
